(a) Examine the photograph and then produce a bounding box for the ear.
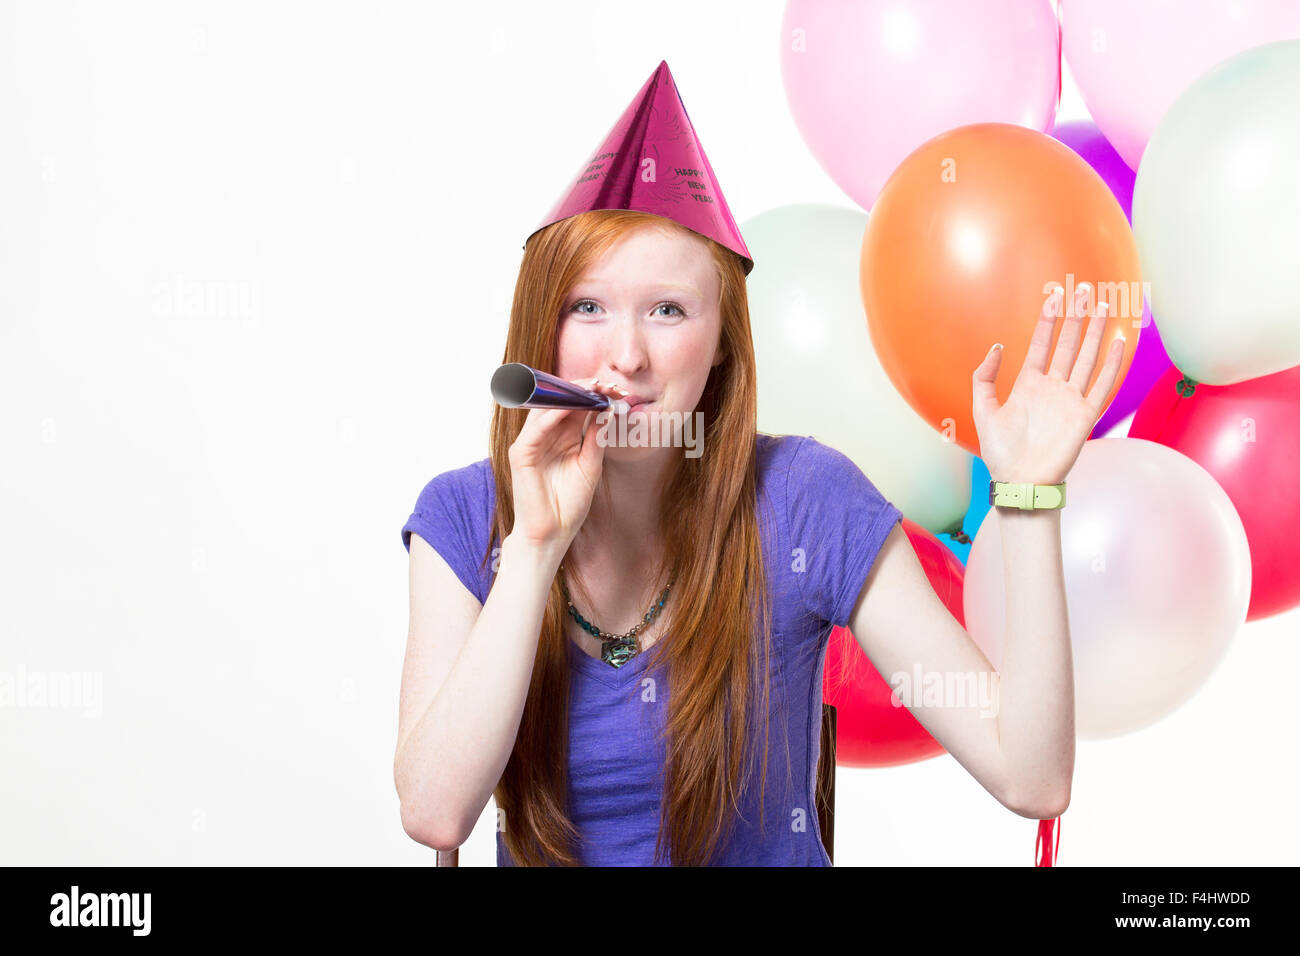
[712,344,724,367]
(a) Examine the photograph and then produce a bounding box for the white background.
[3,0,1296,866]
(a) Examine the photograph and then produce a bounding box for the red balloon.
[1130,364,1300,621]
[823,518,963,768]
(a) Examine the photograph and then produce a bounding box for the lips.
[614,399,652,415]
[604,386,653,411]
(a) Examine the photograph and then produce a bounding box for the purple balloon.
[1051,120,1172,437]
[1052,120,1136,221]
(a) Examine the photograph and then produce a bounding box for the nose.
[602,312,649,381]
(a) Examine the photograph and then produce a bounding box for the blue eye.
[567,299,685,318]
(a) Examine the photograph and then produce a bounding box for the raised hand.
[971,283,1126,486]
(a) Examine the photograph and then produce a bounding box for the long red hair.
[482,209,777,865]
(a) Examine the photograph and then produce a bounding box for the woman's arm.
[848,515,1071,819]
[846,282,1123,819]
[395,532,566,850]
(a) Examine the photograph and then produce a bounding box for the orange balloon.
[860,123,1141,457]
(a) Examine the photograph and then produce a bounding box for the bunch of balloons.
[754,1,1300,758]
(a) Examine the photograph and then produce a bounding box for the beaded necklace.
[559,563,674,668]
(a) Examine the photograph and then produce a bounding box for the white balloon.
[742,204,971,533]
[963,438,1251,739]
[1132,39,1300,385]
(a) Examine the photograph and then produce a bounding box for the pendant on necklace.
[601,636,638,668]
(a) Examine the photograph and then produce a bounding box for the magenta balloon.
[1092,312,1171,437]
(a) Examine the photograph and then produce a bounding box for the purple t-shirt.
[400,433,902,866]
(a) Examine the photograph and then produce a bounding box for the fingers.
[590,379,626,404]
[518,376,601,446]
[523,404,580,438]
[580,406,609,469]
[518,377,627,440]
[1085,325,1128,416]
[1047,284,1093,380]
[1021,286,1066,379]
[1069,299,1109,392]
[581,379,623,462]
[971,341,1004,418]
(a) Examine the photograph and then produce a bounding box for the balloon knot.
[945,527,971,545]
[1175,375,1197,397]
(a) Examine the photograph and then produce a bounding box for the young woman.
[393,204,1120,866]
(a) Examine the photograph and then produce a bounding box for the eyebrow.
[571,280,703,299]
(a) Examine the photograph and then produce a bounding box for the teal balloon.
[938,457,992,566]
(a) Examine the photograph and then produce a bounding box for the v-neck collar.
[566,637,664,688]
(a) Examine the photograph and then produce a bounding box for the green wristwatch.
[989,480,1066,510]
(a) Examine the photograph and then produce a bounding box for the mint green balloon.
[1133,39,1300,385]
[741,203,971,535]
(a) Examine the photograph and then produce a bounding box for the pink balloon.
[1061,0,1300,171]
[780,0,1061,210]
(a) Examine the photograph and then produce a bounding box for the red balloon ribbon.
[1035,817,1061,867]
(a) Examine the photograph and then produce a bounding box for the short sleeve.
[400,461,495,605]
[785,437,903,628]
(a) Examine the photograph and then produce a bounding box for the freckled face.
[555,226,723,459]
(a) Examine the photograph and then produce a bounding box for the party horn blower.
[491,363,613,411]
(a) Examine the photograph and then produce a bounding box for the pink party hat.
[526,60,753,275]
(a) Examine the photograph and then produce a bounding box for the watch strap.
[988,480,1066,510]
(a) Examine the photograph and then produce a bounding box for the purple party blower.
[490,363,612,411]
